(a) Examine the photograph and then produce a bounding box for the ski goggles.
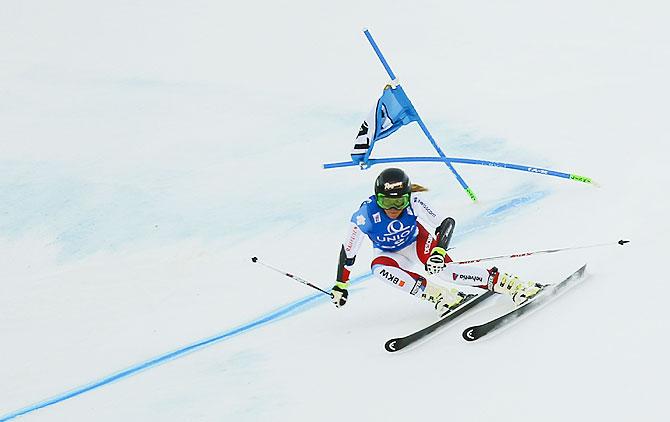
[376,193,410,210]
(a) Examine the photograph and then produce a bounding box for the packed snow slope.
[1,1,668,421]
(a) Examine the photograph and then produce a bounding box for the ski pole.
[251,257,333,297]
[456,239,630,265]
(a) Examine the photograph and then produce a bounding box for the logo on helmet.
[384,181,404,191]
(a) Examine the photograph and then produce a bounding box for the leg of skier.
[411,223,468,313]
[439,263,543,306]
[371,250,466,314]
[370,224,466,315]
[370,251,427,296]
[416,220,541,306]
[438,263,490,289]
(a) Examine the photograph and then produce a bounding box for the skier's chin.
[384,209,403,219]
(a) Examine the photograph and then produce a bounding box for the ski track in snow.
[0,190,548,421]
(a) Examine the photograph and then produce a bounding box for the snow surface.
[1,0,669,421]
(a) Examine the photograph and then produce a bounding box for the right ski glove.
[331,282,349,308]
[425,247,447,275]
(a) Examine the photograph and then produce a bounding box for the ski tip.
[251,256,258,263]
[618,239,630,246]
[384,339,400,352]
[462,328,477,342]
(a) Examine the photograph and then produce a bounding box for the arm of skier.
[412,194,455,274]
[331,222,365,308]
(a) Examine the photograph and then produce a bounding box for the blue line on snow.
[484,190,547,217]
[0,274,369,422]
[0,190,548,421]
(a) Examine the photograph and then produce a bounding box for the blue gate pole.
[415,119,477,201]
[362,28,477,201]
[363,29,398,81]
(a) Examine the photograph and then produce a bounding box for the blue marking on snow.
[0,161,359,260]
[0,274,369,422]
[484,190,548,217]
[0,190,547,421]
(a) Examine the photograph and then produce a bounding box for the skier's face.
[384,208,403,219]
[376,193,410,220]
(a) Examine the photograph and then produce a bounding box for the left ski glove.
[331,282,349,308]
[425,247,448,275]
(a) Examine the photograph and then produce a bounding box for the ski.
[385,291,495,352]
[462,264,587,342]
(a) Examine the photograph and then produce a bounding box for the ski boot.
[421,282,467,315]
[487,267,543,306]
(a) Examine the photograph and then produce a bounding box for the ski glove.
[425,247,448,275]
[331,282,349,308]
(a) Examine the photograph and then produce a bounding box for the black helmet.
[374,168,411,197]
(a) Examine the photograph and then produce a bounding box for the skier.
[331,168,542,314]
